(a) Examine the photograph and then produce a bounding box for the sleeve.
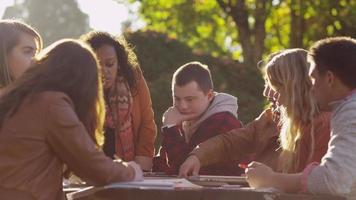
[134,71,157,159]
[306,101,356,196]
[160,126,189,173]
[192,110,272,167]
[45,96,134,185]
[152,146,169,173]
[196,112,243,139]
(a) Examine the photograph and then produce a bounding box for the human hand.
[127,161,144,181]
[162,106,197,126]
[245,161,275,189]
[178,155,201,178]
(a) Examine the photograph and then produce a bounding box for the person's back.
[0,92,88,199]
[0,39,142,200]
[152,61,242,175]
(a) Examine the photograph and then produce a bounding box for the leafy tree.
[3,0,90,46]
[124,0,273,68]
[124,0,356,68]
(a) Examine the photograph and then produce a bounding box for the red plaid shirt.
[153,112,243,175]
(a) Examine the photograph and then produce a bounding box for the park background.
[1,0,355,148]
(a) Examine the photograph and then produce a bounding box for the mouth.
[267,97,276,103]
[179,110,192,115]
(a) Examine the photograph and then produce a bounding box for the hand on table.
[178,155,201,178]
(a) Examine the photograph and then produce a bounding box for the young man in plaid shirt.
[152,61,243,175]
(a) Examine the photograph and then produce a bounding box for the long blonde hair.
[265,49,318,173]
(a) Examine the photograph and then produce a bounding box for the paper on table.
[106,178,202,189]
[67,178,202,200]
[188,175,247,184]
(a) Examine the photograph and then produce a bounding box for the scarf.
[105,76,135,161]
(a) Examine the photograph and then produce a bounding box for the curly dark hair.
[80,31,139,94]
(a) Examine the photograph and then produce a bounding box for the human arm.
[245,162,302,192]
[133,71,157,170]
[305,101,356,196]
[190,109,274,167]
[45,95,142,185]
[178,112,244,177]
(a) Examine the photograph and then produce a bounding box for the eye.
[23,49,35,56]
[105,63,115,68]
[185,98,193,102]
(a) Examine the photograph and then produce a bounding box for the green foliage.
[129,0,238,59]
[126,0,356,62]
[3,0,90,46]
[125,30,264,146]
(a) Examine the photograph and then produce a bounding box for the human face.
[309,59,333,111]
[263,81,283,106]
[95,44,118,89]
[173,81,213,120]
[263,82,277,103]
[7,33,37,79]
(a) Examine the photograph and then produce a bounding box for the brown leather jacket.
[192,108,280,170]
[191,108,330,173]
[0,92,134,200]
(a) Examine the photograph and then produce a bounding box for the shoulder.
[204,112,241,127]
[214,92,237,101]
[32,91,75,117]
[35,91,73,105]
[332,97,356,124]
[38,92,79,126]
[206,112,236,120]
[134,67,144,81]
[23,91,73,111]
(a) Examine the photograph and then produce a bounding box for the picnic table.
[66,176,345,200]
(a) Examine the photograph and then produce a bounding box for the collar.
[328,88,356,110]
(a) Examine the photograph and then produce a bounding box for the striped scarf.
[104,76,135,161]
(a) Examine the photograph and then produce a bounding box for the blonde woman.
[246,37,356,198]
[179,49,330,177]
[264,48,330,173]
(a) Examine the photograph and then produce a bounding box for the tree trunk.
[217,0,270,68]
[289,0,304,48]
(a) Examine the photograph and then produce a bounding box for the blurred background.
[2,0,356,148]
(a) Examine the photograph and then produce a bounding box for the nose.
[176,100,188,112]
[263,85,275,102]
[263,85,269,98]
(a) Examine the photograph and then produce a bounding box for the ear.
[206,89,214,102]
[325,70,336,87]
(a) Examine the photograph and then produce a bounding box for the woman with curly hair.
[81,31,157,171]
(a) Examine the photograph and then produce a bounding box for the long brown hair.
[80,31,139,94]
[0,19,43,87]
[0,39,105,145]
